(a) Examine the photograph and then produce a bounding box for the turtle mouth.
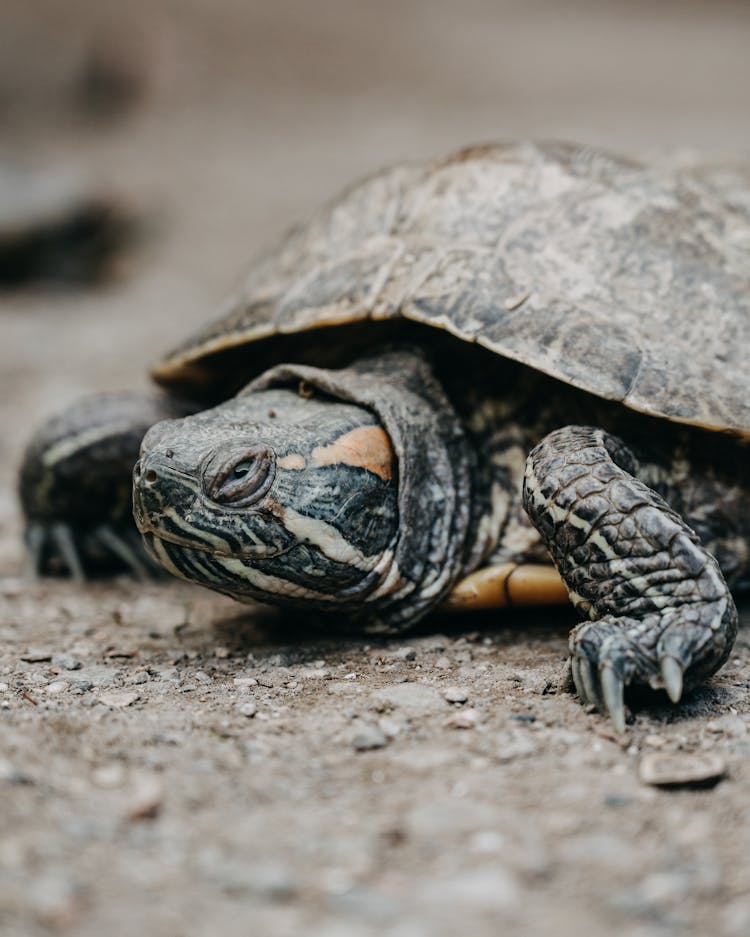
[136,517,286,560]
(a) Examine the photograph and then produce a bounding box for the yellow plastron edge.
[441,563,569,611]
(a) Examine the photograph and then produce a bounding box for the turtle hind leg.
[523,426,738,731]
[19,390,194,579]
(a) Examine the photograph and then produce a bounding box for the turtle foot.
[25,520,161,582]
[524,425,739,731]
[19,390,196,581]
[569,600,737,731]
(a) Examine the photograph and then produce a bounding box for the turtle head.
[132,382,401,615]
[134,350,474,629]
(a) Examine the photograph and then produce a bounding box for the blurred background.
[2,0,750,569]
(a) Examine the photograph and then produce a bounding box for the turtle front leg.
[19,391,194,579]
[523,426,738,730]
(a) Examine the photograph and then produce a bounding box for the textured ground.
[2,2,750,935]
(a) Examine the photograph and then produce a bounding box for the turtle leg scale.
[523,426,738,730]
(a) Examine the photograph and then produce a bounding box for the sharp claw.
[660,655,684,704]
[600,664,626,733]
[95,526,148,580]
[578,657,601,711]
[51,523,85,581]
[24,523,46,578]
[571,658,588,703]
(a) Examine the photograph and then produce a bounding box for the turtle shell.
[152,142,750,436]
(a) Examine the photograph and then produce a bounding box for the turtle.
[19,141,750,731]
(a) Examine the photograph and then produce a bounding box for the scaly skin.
[523,427,738,730]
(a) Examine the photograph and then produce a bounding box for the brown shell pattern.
[153,142,750,435]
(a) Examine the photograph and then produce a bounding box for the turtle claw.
[568,606,737,728]
[25,521,86,581]
[24,523,46,578]
[659,655,684,704]
[571,643,628,730]
[570,657,588,703]
[23,520,159,581]
[51,522,85,581]
[570,658,588,704]
[94,525,149,581]
[577,657,601,710]
[600,663,626,733]
[569,620,639,729]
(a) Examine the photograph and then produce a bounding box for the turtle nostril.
[145,469,158,485]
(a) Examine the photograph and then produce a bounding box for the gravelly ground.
[3,579,750,937]
[2,2,750,935]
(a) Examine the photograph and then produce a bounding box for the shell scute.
[154,142,750,434]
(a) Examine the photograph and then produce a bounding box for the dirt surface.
[3,2,750,935]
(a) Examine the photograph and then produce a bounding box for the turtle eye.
[232,460,254,479]
[209,450,276,506]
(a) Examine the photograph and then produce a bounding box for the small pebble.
[372,683,443,715]
[72,681,94,694]
[639,751,727,787]
[392,646,417,661]
[20,649,53,663]
[104,648,136,659]
[127,775,163,821]
[443,686,469,704]
[238,702,257,718]
[352,725,388,751]
[52,654,82,671]
[510,712,536,724]
[447,708,479,729]
[97,690,140,708]
[46,681,69,695]
[603,793,635,808]
[233,676,258,687]
[127,670,150,685]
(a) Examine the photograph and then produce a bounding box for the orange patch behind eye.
[278,454,306,470]
[311,426,395,480]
